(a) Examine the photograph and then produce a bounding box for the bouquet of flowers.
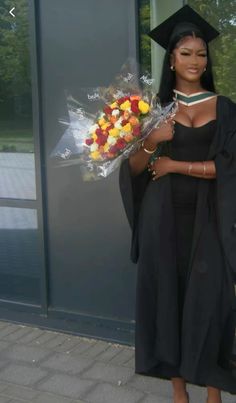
[51,59,177,180]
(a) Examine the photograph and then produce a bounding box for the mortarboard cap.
[148,5,219,49]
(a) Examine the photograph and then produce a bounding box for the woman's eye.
[180,53,190,56]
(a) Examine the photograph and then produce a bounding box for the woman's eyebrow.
[179,47,206,51]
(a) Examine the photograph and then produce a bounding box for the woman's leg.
[171,377,189,403]
[206,386,222,403]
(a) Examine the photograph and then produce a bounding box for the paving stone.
[141,394,171,403]
[0,323,10,330]
[40,334,71,350]
[0,364,48,386]
[0,325,21,340]
[8,400,28,403]
[71,341,96,356]
[70,400,86,403]
[94,345,122,363]
[0,397,10,402]
[32,391,73,403]
[187,383,236,403]
[0,383,9,393]
[5,327,33,343]
[109,347,135,365]
[16,329,45,345]
[36,374,94,399]
[122,356,135,369]
[79,340,110,359]
[81,361,133,385]
[128,374,172,397]
[40,352,93,374]
[1,383,39,400]
[83,382,143,403]
[0,343,10,353]
[1,345,52,363]
[28,332,58,347]
[51,337,81,353]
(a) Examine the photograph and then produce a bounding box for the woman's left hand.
[148,156,173,180]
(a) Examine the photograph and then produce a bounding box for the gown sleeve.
[214,103,236,282]
[119,158,151,263]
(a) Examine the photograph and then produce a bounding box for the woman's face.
[170,35,207,83]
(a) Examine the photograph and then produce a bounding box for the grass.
[0,127,34,153]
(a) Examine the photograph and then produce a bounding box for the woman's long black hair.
[158,29,216,105]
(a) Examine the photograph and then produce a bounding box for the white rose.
[90,143,99,152]
[111,109,120,117]
[107,136,116,145]
[119,131,126,138]
[89,124,99,134]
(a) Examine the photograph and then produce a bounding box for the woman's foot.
[206,399,222,403]
[174,390,189,403]
[206,386,222,403]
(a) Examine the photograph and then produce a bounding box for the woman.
[119,5,236,403]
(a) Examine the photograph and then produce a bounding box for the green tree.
[139,0,236,101]
[0,0,31,115]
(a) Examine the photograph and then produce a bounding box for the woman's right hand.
[144,117,175,148]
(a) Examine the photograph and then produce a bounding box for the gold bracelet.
[141,139,157,154]
[188,162,193,175]
[202,161,206,176]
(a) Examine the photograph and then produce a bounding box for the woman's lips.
[187,68,199,74]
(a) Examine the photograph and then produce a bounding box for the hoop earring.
[170,65,175,71]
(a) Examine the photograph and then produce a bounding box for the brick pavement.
[0,320,234,403]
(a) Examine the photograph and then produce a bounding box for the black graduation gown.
[119,95,236,394]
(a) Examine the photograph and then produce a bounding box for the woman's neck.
[174,79,204,95]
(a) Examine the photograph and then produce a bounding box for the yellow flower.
[123,123,132,132]
[101,122,110,130]
[104,143,110,152]
[138,100,150,114]
[98,118,106,126]
[90,151,101,160]
[92,132,98,141]
[110,101,118,109]
[109,128,120,137]
[120,100,131,111]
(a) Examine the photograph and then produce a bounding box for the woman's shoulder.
[217,94,236,112]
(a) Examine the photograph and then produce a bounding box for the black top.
[169,120,217,206]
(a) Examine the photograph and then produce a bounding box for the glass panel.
[187,1,236,102]
[139,0,183,91]
[0,207,41,304]
[0,0,36,199]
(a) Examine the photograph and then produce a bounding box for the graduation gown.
[119,95,236,394]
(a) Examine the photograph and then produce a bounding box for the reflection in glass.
[139,0,236,101]
[188,0,236,101]
[0,207,41,304]
[0,0,36,199]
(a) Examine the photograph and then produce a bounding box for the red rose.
[103,105,113,115]
[95,128,103,136]
[133,125,141,136]
[131,100,140,114]
[116,138,126,150]
[117,96,130,105]
[85,138,94,146]
[106,124,114,132]
[109,145,118,154]
[96,134,107,146]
